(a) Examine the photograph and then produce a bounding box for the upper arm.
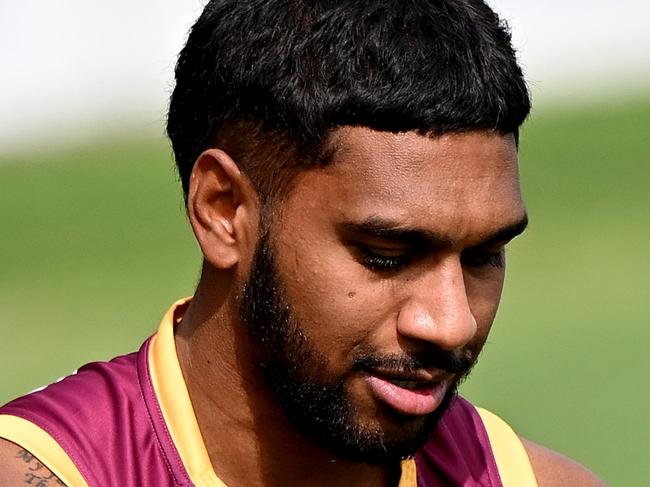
[0,438,66,486]
[521,437,607,487]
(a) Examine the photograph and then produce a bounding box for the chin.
[315,391,456,464]
[330,413,441,464]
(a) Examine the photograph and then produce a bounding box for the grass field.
[1,99,648,486]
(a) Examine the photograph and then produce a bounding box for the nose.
[396,257,477,351]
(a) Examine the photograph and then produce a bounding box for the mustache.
[352,347,475,376]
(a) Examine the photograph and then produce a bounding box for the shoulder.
[521,437,608,487]
[0,438,66,486]
[0,351,145,487]
[2,351,142,420]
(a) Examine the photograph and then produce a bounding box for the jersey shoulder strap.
[475,407,538,487]
[0,414,88,487]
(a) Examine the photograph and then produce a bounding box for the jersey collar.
[149,298,417,487]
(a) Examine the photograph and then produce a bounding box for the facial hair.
[239,232,477,464]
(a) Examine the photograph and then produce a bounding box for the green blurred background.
[1,98,648,486]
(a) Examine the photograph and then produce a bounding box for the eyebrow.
[338,214,529,248]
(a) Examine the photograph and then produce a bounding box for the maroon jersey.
[0,300,537,486]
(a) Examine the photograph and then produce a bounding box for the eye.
[358,247,412,272]
[461,248,506,269]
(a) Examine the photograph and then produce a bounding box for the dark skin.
[0,128,606,486]
[0,440,65,486]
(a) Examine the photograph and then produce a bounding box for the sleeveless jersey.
[0,299,538,487]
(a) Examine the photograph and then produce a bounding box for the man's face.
[240,128,527,463]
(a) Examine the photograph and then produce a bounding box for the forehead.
[283,127,525,244]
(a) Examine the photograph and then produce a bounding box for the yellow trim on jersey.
[148,297,226,487]
[0,414,89,487]
[476,407,539,487]
[149,299,419,487]
[399,459,417,487]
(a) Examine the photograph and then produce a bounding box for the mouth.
[364,369,452,416]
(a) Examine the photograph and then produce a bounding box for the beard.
[239,232,476,464]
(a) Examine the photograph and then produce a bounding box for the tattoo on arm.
[15,449,65,486]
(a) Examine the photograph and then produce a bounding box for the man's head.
[168,0,530,464]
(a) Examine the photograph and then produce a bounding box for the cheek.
[277,238,393,359]
[465,271,505,339]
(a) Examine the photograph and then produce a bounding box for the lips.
[364,370,450,416]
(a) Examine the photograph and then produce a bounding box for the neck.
[175,276,400,487]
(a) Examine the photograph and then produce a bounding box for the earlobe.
[187,148,255,270]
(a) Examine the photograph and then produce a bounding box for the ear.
[187,149,259,270]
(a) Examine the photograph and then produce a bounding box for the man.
[0,1,605,486]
